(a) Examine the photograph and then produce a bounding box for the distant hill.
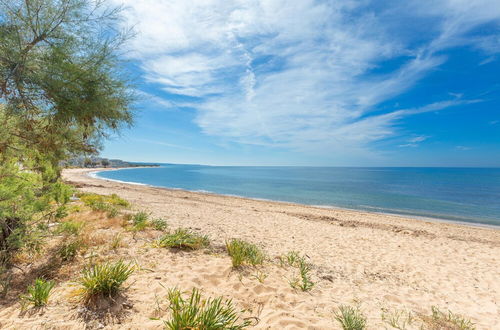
[62,156,160,168]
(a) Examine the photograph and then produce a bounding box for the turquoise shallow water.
[94,165,500,226]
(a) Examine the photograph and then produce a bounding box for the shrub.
[78,260,134,303]
[334,305,367,330]
[164,288,251,330]
[420,306,475,330]
[56,220,84,236]
[20,278,55,309]
[151,218,168,231]
[225,239,265,268]
[156,229,209,250]
[289,258,314,291]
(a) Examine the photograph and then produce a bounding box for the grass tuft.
[132,211,149,231]
[110,233,123,250]
[289,257,314,291]
[58,239,83,261]
[156,228,210,250]
[279,250,302,267]
[151,218,168,231]
[225,239,265,268]
[80,193,129,211]
[164,288,251,330]
[334,305,367,330]
[20,278,55,309]
[420,306,475,330]
[78,260,134,303]
[381,308,414,330]
[56,220,84,236]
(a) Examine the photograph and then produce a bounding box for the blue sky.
[103,0,500,166]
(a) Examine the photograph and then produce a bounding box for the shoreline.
[89,167,500,230]
[59,167,500,328]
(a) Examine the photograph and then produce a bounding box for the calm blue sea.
[94,165,500,226]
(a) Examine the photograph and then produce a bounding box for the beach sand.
[1,167,499,329]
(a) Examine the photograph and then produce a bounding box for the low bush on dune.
[77,260,134,303]
[225,239,265,268]
[334,305,367,330]
[164,288,251,330]
[20,278,55,309]
[156,228,210,250]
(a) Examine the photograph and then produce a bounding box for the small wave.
[89,171,149,186]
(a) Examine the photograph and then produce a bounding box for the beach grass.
[289,257,314,292]
[156,228,210,250]
[132,211,149,231]
[334,305,367,330]
[55,220,85,236]
[225,239,265,268]
[20,278,55,309]
[164,288,251,330]
[151,218,168,231]
[77,260,134,303]
[58,239,83,261]
[420,306,475,330]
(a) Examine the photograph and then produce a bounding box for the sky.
[102,0,500,167]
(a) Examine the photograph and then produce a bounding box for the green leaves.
[0,0,133,265]
[164,288,251,330]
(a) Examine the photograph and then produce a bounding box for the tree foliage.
[0,0,133,264]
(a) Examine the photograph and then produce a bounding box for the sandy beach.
[1,167,499,329]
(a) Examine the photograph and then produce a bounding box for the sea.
[93,165,500,227]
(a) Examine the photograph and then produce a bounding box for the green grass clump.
[225,239,265,268]
[106,207,119,218]
[110,233,123,250]
[78,260,134,303]
[20,278,55,309]
[151,218,168,231]
[58,240,83,261]
[164,288,251,330]
[56,220,84,236]
[334,305,367,330]
[132,211,149,231]
[156,228,210,250]
[279,250,302,267]
[381,309,414,329]
[289,258,314,291]
[421,306,475,330]
[80,193,129,211]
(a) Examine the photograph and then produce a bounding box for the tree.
[0,0,133,264]
[101,159,110,168]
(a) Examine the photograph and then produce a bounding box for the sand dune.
[1,167,498,329]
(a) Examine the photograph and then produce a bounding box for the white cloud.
[115,0,500,152]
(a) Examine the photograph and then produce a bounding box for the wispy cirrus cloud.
[115,0,500,153]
